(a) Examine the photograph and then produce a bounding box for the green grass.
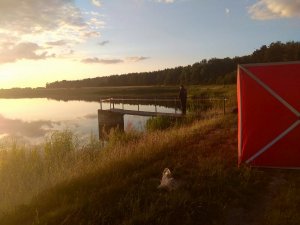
[145,116,178,131]
[0,114,270,225]
[1,84,300,224]
[262,171,300,225]
[0,85,236,103]
[0,86,181,101]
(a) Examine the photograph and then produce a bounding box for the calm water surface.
[0,98,177,144]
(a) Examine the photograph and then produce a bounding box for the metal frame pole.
[223,97,226,115]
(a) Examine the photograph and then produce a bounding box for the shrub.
[44,130,78,161]
[146,116,177,131]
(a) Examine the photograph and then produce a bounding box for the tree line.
[46,41,300,88]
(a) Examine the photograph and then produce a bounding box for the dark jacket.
[179,87,187,101]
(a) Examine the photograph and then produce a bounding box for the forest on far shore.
[46,41,300,88]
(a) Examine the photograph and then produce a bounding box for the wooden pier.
[104,108,183,117]
[98,97,183,137]
[98,97,227,138]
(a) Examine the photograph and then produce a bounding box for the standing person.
[179,85,187,115]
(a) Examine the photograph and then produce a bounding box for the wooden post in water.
[223,97,226,115]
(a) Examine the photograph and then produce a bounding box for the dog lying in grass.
[157,168,179,191]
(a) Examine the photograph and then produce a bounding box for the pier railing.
[99,97,228,115]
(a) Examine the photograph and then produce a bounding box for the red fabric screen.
[238,62,300,168]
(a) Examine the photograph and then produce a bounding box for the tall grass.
[1,84,298,224]
[0,131,103,214]
[145,116,178,131]
[0,85,237,218]
[3,85,289,225]
[0,113,270,225]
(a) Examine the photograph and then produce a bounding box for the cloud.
[0,0,104,63]
[225,8,230,15]
[155,0,175,3]
[92,0,102,7]
[98,40,110,46]
[0,42,55,64]
[248,0,300,20]
[46,40,68,46]
[87,18,106,30]
[0,114,58,138]
[81,56,150,64]
[126,56,149,62]
[81,57,124,64]
[0,0,85,35]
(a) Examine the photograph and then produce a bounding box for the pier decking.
[97,97,227,138]
[102,108,183,117]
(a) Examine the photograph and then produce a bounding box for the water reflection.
[0,98,100,144]
[0,114,58,138]
[124,115,149,131]
[0,98,178,144]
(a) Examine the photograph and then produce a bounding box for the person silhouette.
[179,85,187,115]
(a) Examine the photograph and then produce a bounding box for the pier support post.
[98,110,124,139]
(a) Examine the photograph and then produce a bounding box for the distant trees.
[46,41,300,89]
[250,41,300,63]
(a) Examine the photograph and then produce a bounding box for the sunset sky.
[0,0,300,88]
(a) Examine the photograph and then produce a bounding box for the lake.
[0,98,180,144]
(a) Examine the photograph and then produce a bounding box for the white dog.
[157,168,178,191]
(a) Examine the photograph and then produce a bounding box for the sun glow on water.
[0,98,101,143]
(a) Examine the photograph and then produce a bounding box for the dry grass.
[1,84,299,224]
[0,113,269,225]
[0,131,103,213]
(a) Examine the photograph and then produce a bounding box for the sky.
[0,0,300,88]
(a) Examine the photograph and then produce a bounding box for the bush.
[146,116,177,131]
[0,130,103,214]
[44,130,78,161]
[105,127,141,147]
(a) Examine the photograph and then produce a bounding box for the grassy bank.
[0,113,267,225]
[0,86,179,101]
[0,84,299,224]
[0,85,236,102]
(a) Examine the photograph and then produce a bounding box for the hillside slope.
[1,114,300,225]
